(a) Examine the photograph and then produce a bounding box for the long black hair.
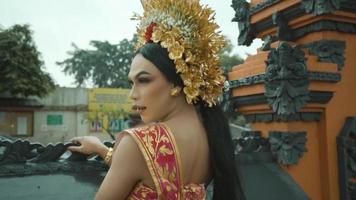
[136,43,245,200]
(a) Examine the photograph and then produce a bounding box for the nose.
[129,85,138,100]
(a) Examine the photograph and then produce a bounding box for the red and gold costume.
[124,123,206,200]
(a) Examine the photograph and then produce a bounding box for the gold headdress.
[133,0,226,107]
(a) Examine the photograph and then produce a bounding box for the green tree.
[0,24,55,97]
[57,36,137,88]
[219,36,244,73]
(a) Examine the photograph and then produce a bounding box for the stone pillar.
[229,0,356,199]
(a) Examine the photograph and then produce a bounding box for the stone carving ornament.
[301,40,346,70]
[0,138,114,176]
[337,117,356,200]
[302,0,345,16]
[269,131,307,165]
[264,42,310,117]
[231,0,255,46]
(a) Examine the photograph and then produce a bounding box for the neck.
[160,98,197,124]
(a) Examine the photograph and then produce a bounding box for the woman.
[68,0,245,199]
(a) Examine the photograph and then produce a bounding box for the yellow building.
[88,88,132,134]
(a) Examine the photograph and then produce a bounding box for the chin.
[140,115,150,124]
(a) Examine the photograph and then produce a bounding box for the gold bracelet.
[104,147,113,165]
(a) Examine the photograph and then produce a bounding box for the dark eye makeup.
[138,77,151,83]
[128,76,151,85]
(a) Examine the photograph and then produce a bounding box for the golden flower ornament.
[133,0,226,107]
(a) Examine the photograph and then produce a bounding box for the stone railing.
[0,138,113,200]
[0,134,310,200]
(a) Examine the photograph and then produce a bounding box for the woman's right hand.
[67,136,108,158]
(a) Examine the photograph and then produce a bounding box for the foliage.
[219,36,244,73]
[57,36,137,88]
[58,34,242,89]
[0,24,55,97]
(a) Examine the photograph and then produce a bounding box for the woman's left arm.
[95,134,145,200]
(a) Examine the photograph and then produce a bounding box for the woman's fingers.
[67,145,81,152]
[71,136,80,141]
[67,136,101,155]
[68,137,85,152]
[70,137,83,144]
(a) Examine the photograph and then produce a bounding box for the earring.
[170,88,180,97]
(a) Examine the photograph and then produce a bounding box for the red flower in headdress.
[145,22,157,42]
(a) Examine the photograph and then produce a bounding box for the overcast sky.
[1,0,262,87]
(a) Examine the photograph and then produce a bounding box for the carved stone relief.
[302,0,344,16]
[231,0,255,46]
[264,42,310,117]
[269,131,307,165]
[337,117,356,200]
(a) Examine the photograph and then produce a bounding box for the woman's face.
[128,54,175,123]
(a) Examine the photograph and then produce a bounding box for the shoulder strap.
[125,123,183,199]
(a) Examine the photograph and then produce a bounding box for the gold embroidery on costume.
[125,124,205,200]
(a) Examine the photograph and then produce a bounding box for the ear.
[170,85,182,97]
[172,85,182,93]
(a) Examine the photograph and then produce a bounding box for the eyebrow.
[129,71,151,80]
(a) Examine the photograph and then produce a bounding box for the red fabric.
[125,124,205,200]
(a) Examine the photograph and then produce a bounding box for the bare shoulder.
[112,134,144,171]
